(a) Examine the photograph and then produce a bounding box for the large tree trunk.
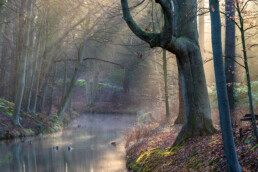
[121,0,216,145]
[209,1,242,171]
[225,0,236,114]
[172,46,216,145]
[174,73,184,124]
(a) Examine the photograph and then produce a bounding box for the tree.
[174,74,185,124]
[209,0,242,171]
[162,49,170,119]
[121,0,216,145]
[235,0,258,141]
[224,0,236,114]
[57,43,85,121]
[13,0,33,126]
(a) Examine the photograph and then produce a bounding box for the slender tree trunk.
[40,76,50,112]
[24,29,35,110]
[47,65,56,116]
[92,69,99,102]
[13,0,32,126]
[236,2,258,141]
[68,94,73,114]
[174,73,184,124]
[32,47,43,114]
[162,49,170,119]
[0,21,7,97]
[26,35,41,112]
[225,0,236,114]
[198,0,205,52]
[57,42,87,121]
[209,1,242,171]
[9,20,17,101]
[0,0,6,97]
[32,26,47,114]
[61,61,67,101]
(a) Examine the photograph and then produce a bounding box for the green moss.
[14,130,20,137]
[133,146,182,172]
[186,159,200,169]
[249,144,258,151]
[127,161,140,171]
[168,145,184,153]
[75,79,86,88]
[208,157,215,165]
[22,129,34,136]
[187,154,198,162]
[34,123,44,133]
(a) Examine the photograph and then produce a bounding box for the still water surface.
[0,114,136,172]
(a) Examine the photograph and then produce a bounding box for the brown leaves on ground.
[126,124,258,172]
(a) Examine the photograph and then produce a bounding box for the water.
[0,114,136,172]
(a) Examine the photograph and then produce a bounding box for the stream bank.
[0,98,80,140]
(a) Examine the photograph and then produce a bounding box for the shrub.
[208,81,258,108]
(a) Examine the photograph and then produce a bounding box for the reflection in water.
[0,114,136,172]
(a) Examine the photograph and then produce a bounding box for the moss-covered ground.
[0,98,79,140]
[126,124,258,171]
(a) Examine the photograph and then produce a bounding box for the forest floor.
[125,123,258,172]
[0,98,79,140]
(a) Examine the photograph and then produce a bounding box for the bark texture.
[174,73,184,124]
[209,0,242,171]
[121,0,216,146]
[225,0,236,112]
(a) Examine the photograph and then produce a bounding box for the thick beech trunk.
[174,73,184,124]
[172,46,215,145]
[121,0,216,146]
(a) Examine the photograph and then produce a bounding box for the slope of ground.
[0,98,79,140]
[126,124,258,172]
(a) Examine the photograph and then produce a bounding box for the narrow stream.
[0,114,136,172]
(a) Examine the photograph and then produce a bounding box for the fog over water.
[0,114,136,172]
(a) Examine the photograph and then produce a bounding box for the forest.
[0,0,257,171]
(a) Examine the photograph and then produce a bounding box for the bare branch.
[121,0,161,48]
[155,0,174,47]
[54,57,126,69]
